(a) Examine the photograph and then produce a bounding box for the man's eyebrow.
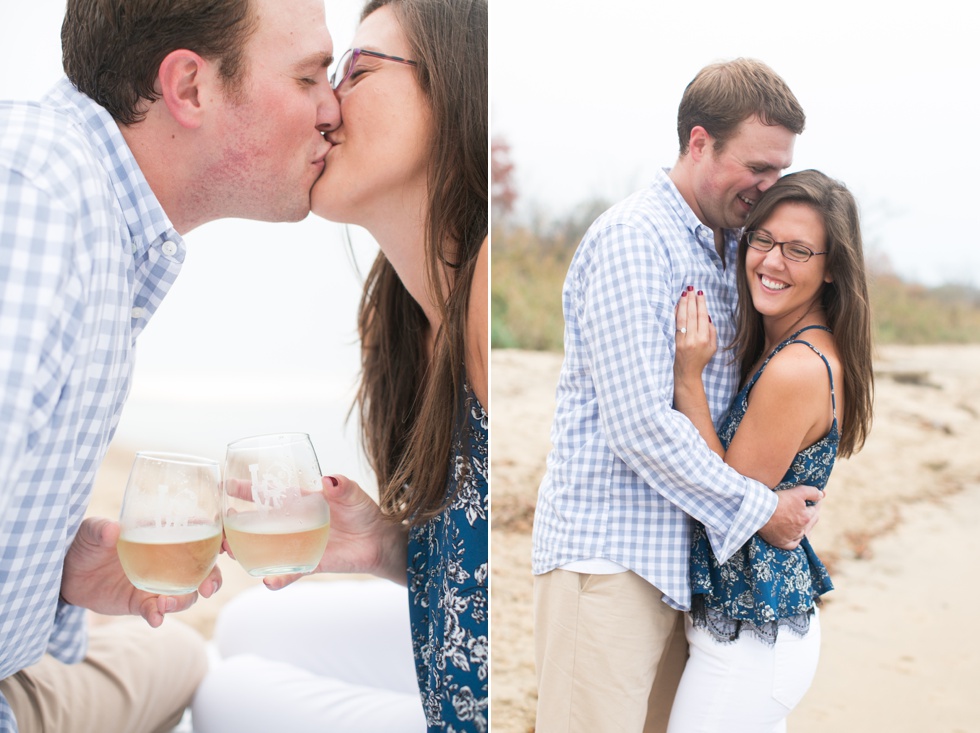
[294,52,333,70]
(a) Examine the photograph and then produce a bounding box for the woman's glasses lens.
[330,49,355,89]
[747,232,816,263]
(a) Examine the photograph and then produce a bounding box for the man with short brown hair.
[0,1,341,730]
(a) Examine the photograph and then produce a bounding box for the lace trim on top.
[691,595,819,645]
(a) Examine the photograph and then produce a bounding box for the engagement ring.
[679,327,687,334]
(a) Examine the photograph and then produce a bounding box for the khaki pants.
[534,569,688,733]
[0,618,207,733]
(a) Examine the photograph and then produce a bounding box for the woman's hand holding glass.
[222,433,331,578]
[261,472,410,591]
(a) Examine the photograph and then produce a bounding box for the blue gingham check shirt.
[531,168,779,611]
[0,77,183,731]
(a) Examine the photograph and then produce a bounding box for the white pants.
[666,610,821,733]
[191,579,426,733]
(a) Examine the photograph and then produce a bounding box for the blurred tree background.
[490,136,980,351]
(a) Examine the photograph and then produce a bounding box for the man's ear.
[688,125,711,162]
[157,49,210,129]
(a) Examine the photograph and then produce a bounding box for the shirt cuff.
[705,478,778,564]
[46,597,88,665]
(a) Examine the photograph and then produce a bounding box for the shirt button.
[161,241,178,257]
[131,307,144,320]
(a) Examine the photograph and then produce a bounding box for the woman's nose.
[764,245,787,267]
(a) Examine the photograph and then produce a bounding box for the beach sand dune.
[490,345,980,732]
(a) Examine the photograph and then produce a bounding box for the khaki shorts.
[534,569,688,733]
[0,618,207,733]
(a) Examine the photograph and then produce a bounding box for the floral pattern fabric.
[407,383,489,732]
[690,326,837,645]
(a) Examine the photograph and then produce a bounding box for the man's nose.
[757,170,781,193]
[316,85,341,133]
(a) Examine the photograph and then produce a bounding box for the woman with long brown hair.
[667,170,873,731]
[193,0,487,730]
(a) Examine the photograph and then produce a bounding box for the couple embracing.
[532,58,874,732]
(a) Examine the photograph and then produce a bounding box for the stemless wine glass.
[117,452,223,595]
[222,433,331,577]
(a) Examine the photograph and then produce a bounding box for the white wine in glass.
[117,452,222,595]
[223,433,330,576]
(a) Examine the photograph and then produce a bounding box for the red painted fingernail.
[708,316,712,323]
[681,291,687,297]
[697,290,703,296]
[687,285,694,291]
[327,476,339,487]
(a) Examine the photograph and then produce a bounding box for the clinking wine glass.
[117,452,223,595]
[222,433,331,577]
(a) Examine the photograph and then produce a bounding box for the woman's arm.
[672,290,724,457]
[465,237,489,411]
[724,348,834,489]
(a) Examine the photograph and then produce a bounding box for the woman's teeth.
[761,275,788,291]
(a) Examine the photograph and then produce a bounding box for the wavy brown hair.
[355,0,488,525]
[62,0,256,125]
[733,170,874,457]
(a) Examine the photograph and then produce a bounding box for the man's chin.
[728,208,751,230]
[251,202,312,224]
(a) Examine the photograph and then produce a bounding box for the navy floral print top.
[690,326,836,644]
[407,382,489,731]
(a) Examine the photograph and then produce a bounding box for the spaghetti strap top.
[689,325,838,644]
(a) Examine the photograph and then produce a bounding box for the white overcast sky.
[491,0,980,288]
[0,0,377,479]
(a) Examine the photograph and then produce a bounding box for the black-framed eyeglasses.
[329,48,418,91]
[745,231,827,263]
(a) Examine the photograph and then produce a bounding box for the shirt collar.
[655,167,740,262]
[43,77,184,262]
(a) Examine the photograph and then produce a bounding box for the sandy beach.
[490,345,980,732]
